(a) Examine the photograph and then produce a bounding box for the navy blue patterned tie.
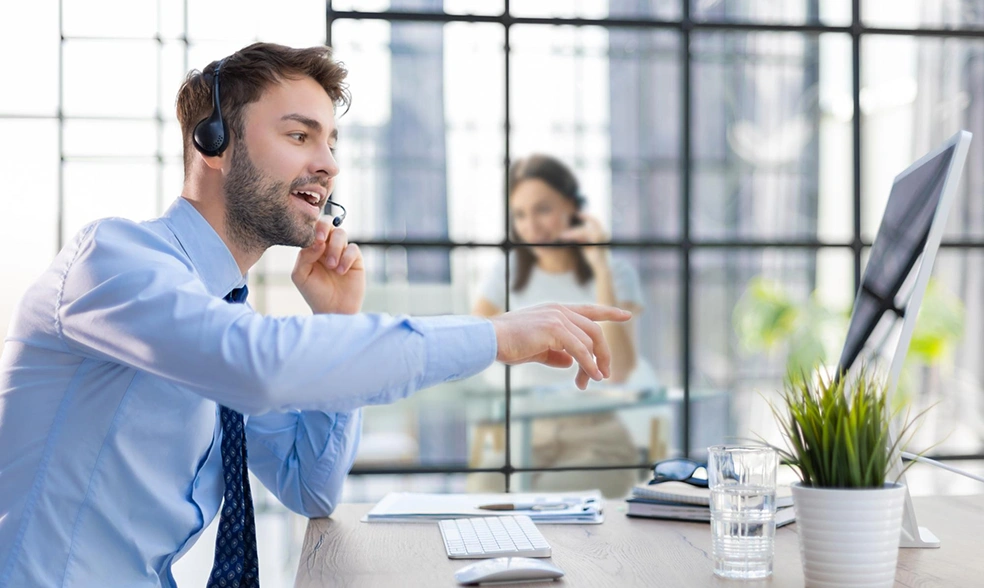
[207,286,259,588]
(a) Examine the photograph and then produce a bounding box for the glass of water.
[707,445,777,580]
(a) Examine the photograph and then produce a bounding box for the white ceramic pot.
[791,482,906,588]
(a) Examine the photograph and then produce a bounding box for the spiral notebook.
[631,481,794,508]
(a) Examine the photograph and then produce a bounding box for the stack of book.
[626,481,796,527]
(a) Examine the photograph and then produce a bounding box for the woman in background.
[469,154,656,498]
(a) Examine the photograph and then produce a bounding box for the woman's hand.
[292,219,366,315]
[559,212,610,270]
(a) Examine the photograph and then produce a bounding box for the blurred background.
[3,0,984,585]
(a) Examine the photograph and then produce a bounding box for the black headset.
[327,199,347,227]
[192,59,229,157]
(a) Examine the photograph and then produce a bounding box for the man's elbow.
[271,467,345,518]
[289,482,341,518]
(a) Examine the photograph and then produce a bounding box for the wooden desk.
[295,495,983,587]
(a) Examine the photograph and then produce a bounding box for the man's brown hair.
[175,42,350,172]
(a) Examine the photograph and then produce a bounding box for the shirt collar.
[161,197,246,297]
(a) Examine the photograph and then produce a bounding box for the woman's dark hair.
[509,154,593,292]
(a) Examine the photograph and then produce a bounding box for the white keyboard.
[438,515,552,559]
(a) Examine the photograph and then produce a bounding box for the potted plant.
[768,367,925,588]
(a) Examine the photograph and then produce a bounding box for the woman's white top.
[478,252,644,312]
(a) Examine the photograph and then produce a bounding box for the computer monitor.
[837,129,972,548]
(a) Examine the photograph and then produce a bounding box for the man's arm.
[59,219,629,415]
[57,219,496,415]
[245,409,361,517]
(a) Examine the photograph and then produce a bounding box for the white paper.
[362,491,605,524]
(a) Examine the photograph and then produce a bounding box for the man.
[0,43,629,587]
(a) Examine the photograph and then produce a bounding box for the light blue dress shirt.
[0,198,497,587]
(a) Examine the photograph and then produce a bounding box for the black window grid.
[17,0,983,488]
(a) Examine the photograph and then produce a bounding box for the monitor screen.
[837,145,957,375]
[830,130,971,548]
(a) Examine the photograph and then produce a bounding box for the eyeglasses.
[649,458,708,488]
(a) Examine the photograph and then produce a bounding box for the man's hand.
[292,219,365,315]
[489,303,632,390]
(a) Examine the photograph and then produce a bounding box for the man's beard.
[223,142,319,254]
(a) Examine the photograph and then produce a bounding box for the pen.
[477,502,570,511]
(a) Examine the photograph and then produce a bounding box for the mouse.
[454,557,564,585]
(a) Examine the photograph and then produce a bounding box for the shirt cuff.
[408,315,497,389]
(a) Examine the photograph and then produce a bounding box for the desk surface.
[294,494,983,588]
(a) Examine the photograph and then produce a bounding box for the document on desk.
[362,491,604,524]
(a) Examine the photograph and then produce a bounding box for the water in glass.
[710,484,776,579]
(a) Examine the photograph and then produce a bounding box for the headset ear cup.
[192,59,228,157]
[193,113,228,157]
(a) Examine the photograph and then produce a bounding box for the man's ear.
[199,140,232,171]
[200,154,224,170]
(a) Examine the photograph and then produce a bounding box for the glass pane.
[691,248,854,457]
[510,26,611,182]
[511,0,679,20]
[255,0,326,45]
[692,0,851,26]
[331,20,506,242]
[332,0,505,16]
[611,29,682,239]
[864,0,984,29]
[160,0,186,40]
[187,0,322,43]
[255,246,507,473]
[0,1,59,116]
[63,162,159,242]
[511,25,682,240]
[490,248,679,496]
[160,41,189,120]
[692,32,854,241]
[901,249,984,456]
[63,40,159,117]
[62,0,158,38]
[0,120,59,355]
[861,36,984,241]
[186,0,250,42]
[63,120,158,157]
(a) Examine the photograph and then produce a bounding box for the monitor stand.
[894,467,940,548]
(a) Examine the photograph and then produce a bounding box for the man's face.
[223,76,339,251]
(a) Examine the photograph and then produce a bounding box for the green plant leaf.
[765,364,927,488]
